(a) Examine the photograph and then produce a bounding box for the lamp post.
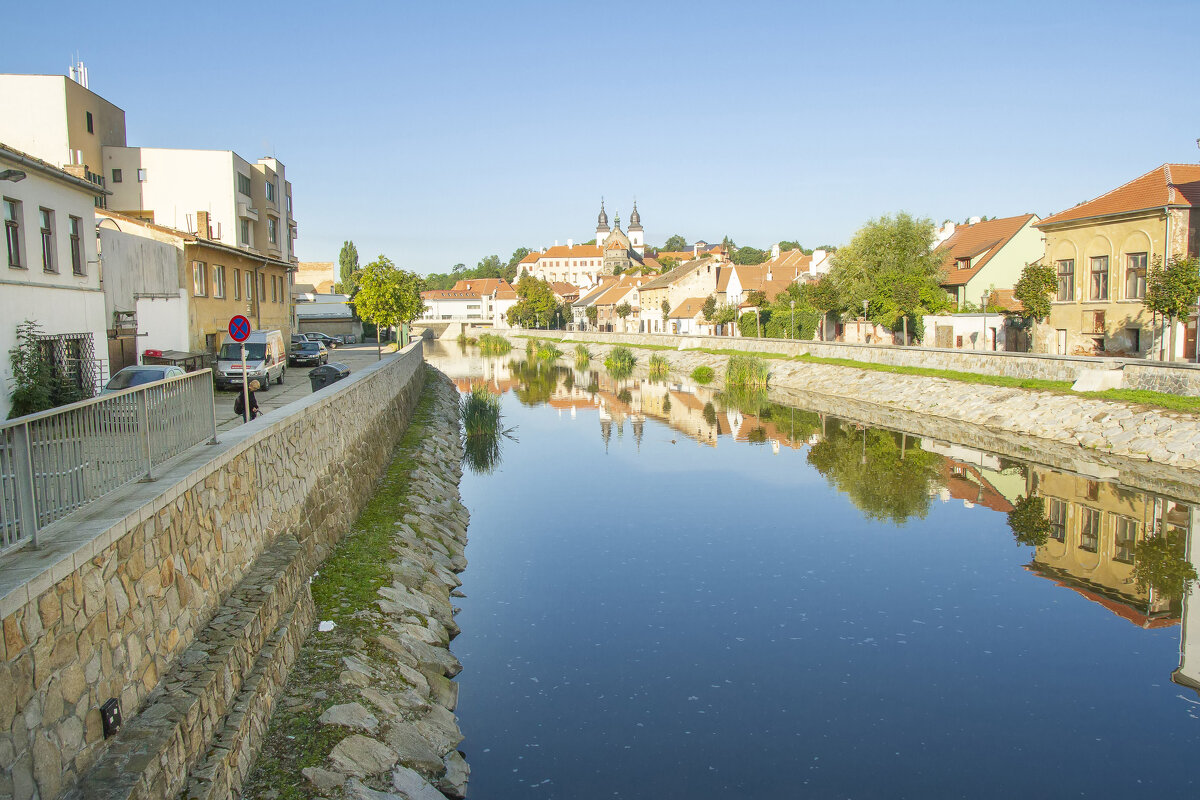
[981,292,989,351]
[790,300,795,340]
[862,299,869,342]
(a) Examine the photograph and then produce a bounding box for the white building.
[517,200,648,287]
[419,279,517,328]
[294,292,361,340]
[1,143,109,418]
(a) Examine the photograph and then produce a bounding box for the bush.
[604,346,636,379]
[648,354,670,378]
[738,311,763,338]
[725,354,770,388]
[478,333,512,354]
[574,344,592,360]
[691,365,715,384]
[535,342,562,361]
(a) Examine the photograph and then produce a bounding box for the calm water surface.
[425,342,1200,799]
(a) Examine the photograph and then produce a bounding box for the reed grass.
[725,354,770,388]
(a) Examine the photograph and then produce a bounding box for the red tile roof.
[936,214,1037,287]
[668,297,708,319]
[422,289,479,300]
[1037,164,1200,227]
[452,279,513,296]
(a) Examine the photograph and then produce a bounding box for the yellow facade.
[184,241,292,354]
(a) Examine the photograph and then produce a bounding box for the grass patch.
[691,365,714,384]
[648,353,670,378]
[574,344,592,360]
[1084,388,1200,413]
[794,353,1073,392]
[726,354,771,388]
[478,333,512,354]
[604,346,637,379]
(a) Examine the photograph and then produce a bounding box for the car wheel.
[277,368,285,385]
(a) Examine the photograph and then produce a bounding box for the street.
[215,342,390,431]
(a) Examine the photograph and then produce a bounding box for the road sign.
[228,315,251,342]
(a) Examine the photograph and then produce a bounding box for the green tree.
[352,256,426,358]
[803,277,840,341]
[733,246,768,265]
[658,256,680,271]
[663,234,688,251]
[1007,495,1052,547]
[616,301,633,320]
[827,212,951,333]
[338,240,361,296]
[661,299,671,323]
[702,294,718,321]
[1012,262,1056,352]
[585,305,599,327]
[1144,255,1200,361]
[507,276,560,328]
[504,247,532,283]
[778,240,802,252]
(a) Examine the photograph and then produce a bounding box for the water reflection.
[426,341,1200,795]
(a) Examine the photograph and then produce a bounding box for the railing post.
[138,390,154,482]
[208,378,219,445]
[12,423,40,549]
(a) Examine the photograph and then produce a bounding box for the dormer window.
[956,257,971,270]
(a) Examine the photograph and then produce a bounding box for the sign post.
[228,315,252,421]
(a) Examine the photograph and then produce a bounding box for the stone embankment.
[241,370,472,800]
[520,335,1200,471]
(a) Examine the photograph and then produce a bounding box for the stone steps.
[65,534,310,800]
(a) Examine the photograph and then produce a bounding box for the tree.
[803,277,839,341]
[663,234,688,251]
[506,276,560,328]
[892,277,921,345]
[1012,262,1056,352]
[827,212,951,332]
[451,262,466,274]
[338,240,361,296]
[585,305,599,327]
[661,299,671,323]
[702,295,717,322]
[616,301,633,320]
[1007,495,1052,547]
[733,246,768,265]
[778,240,802,252]
[1134,529,1199,601]
[1144,255,1200,361]
[352,256,426,358]
[504,247,532,283]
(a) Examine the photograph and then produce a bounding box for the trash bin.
[308,362,350,392]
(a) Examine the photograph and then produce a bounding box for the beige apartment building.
[1035,164,1200,358]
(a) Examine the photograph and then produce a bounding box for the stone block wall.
[0,344,426,800]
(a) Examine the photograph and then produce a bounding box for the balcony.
[237,202,259,222]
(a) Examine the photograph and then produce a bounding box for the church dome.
[597,199,610,229]
[628,201,642,229]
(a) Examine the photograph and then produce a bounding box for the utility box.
[308,362,350,392]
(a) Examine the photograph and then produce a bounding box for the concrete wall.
[555,330,1200,395]
[0,343,427,799]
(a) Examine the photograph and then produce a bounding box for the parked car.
[290,333,308,346]
[289,341,328,367]
[305,332,341,348]
[215,329,287,390]
[101,365,186,394]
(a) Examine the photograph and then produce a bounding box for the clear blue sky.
[6,0,1199,274]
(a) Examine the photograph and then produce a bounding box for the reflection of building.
[1174,508,1200,695]
[1027,467,1190,627]
[925,441,1026,512]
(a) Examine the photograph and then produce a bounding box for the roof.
[95,209,295,270]
[519,251,541,263]
[642,257,662,271]
[452,278,512,296]
[732,264,797,303]
[655,251,694,262]
[549,281,579,297]
[668,297,707,319]
[573,277,618,307]
[640,257,708,291]
[0,141,110,196]
[530,244,604,260]
[935,214,1038,287]
[761,249,815,277]
[422,289,480,300]
[988,288,1023,313]
[593,276,648,306]
[1037,164,1200,227]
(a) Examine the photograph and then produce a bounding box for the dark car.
[290,333,308,346]
[101,365,186,393]
[289,341,328,367]
[305,332,341,348]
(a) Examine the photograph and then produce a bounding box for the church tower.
[627,201,644,256]
[596,198,610,246]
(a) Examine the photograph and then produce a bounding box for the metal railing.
[1,370,218,555]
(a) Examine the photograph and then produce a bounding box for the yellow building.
[1034,164,1200,357]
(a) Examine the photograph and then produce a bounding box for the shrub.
[725,354,770,388]
[478,333,512,354]
[648,353,670,378]
[604,346,636,371]
[574,344,592,360]
[691,365,714,384]
[535,342,562,361]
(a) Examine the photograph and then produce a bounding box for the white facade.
[98,225,189,356]
[1,145,108,418]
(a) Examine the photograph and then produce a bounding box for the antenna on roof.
[69,56,88,88]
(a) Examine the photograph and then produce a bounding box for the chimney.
[968,216,982,225]
[567,238,574,248]
[196,211,211,238]
[771,242,781,259]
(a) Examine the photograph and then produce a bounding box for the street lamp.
[0,169,26,182]
[790,300,795,340]
[862,299,869,342]
[981,292,989,350]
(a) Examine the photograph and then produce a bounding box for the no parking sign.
[228,315,251,342]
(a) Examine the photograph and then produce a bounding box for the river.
[424,341,1200,799]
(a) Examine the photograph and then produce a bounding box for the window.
[271,274,278,302]
[286,193,292,214]
[265,180,276,203]
[259,274,266,302]
[268,217,278,244]
[1047,498,1067,542]
[111,168,123,183]
[1056,259,1074,301]
[237,172,252,196]
[245,271,254,301]
[137,168,147,182]
[240,218,250,246]
[192,261,208,296]
[1089,256,1109,301]
[233,268,241,300]
[213,265,226,298]
[5,198,22,268]
[39,208,56,272]
[69,216,83,275]
[86,111,94,134]
[1114,516,1138,564]
[956,257,971,271]
[1125,252,1147,300]
[1080,507,1101,552]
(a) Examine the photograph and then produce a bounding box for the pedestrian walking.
[234,380,262,422]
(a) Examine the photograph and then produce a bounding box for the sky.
[5,0,1200,274]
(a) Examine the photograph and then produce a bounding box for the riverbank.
[243,368,471,800]
[510,334,1200,472]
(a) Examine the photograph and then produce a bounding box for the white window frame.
[192,260,208,296]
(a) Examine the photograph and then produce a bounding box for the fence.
[0,370,218,554]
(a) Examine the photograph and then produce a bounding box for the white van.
[216,329,286,390]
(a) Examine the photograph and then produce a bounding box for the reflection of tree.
[1007,495,1052,547]
[508,358,566,406]
[1134,531,1199,602]
[702,401,717,428]
[617,388,633,404]
[717,390,822,443]
[460,384,516,475]
[806,420,942,523]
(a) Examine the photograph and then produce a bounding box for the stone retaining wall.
[553,330,1200,395]
[0,343,426,800]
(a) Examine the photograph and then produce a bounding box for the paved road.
[215,343,389,432]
